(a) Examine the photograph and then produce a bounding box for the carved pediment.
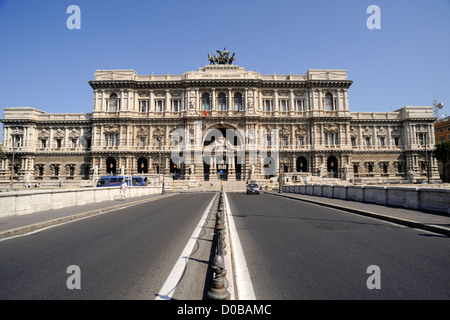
[362,127,372,137]
[296,125,307,136]
[136,126,149,138]
[152,126,164,137]
[53,128,65,139]
[391,127,402,137]
[38,128,50,140]
[376,127,386,136]
[11,127,23,136]
[68,128,80,139]
[324,123,339,133]
[104,125,119,135]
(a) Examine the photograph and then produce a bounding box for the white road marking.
[224,192,256,300]
[155,193,218,300]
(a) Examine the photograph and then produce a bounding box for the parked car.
[246,183,260,195]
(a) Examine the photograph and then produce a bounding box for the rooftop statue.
[208,48,235,65]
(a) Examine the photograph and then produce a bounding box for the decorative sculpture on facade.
[208,48,235,65]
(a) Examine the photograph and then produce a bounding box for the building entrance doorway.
[106,157,116,175]
[327,156,338,178]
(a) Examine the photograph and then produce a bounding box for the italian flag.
[204,100,208,118]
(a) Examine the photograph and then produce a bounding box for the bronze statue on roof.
[208,48,236,65]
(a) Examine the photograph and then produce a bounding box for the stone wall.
[283,184,450,214]
[0,186,161,218]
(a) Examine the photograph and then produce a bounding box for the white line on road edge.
[155,192,218,300]
[224,192,256,300]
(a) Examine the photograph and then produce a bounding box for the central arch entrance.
[327,156,338,178]
[202,125,244,181]
[106,157,116,175]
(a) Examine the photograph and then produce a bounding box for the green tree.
[432,141,450,182]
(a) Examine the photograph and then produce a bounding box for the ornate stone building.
[0,56,441,185]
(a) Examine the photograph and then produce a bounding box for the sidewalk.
[266,191,450,237]
[0,192,176,240]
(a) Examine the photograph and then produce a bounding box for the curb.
[266,192,450,237]
[0,193,176,240]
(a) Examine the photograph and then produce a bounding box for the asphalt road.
[226,192,450,300]
[0,193,216,300]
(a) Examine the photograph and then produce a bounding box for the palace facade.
[0,61,441,185]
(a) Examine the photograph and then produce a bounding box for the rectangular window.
[326,133,339,145]
[365,137,371,147]
[140,137,146,147]
[140,100,149,112]
[106,134,119,147]
[267,137,271,146]
[264,99,273,112]
[71,139,77,148]
[155,100,165,112]
[394,137,400,146]
[282,137,288,146]
[218,95,227,111]
[418,133,424,145]
[379,137,385,146]
[41,140,47,149]
[351,138,356,146]
[56,139,62,149]
[296,100,304,112]
[279,99,288,112]
[172,100,180,112]
[298,136,304,146]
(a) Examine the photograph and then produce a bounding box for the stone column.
[273,89,278,113]
[149,90,154,113]
[165,90,170,114]
[101,90,106,111]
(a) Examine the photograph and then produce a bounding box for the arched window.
[218,93,227,111]
[109,93,119,112]
[234,93,242,111]
[325,93,334,111]
[202,93,211,111]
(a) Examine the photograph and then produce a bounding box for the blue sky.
[1,0,449,128]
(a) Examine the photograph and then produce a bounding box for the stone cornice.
[88,78,353,90]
